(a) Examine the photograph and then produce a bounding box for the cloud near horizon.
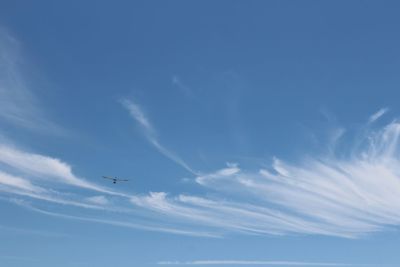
[157,260,365,266]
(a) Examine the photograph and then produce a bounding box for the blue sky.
[1,1,400,266]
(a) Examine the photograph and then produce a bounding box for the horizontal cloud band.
[2,108,400,239]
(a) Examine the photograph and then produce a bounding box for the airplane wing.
[102,176,129,182]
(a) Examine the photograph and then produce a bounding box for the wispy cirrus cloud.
[368,108,388,123]
[0,140,217,237]
[157,260,366,266]
[126,109,400,238]
[85,195,109,205]
[0,224,68,238]
[3,103,400,239]
[0,29,61,133]
[0,139,137,214]
[172,75,194,97]
[0,144,123,195]
[14,200,220,238]
[121,99,197,174]
[0,170,44,193]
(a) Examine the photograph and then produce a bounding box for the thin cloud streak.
[0,224,68,238]
[121,99,197,175]
[157,260,367,266]
[368,108,388,123]
[86,195,109,205]
[0,170,45,193]
[172,75,194,97]
[0,29,61,133]
[120,98,154,134]
[17,201,221,238]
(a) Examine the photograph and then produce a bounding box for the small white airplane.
[102,176,129,184]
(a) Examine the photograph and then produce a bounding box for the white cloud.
[195,163,240,185]
[1,186,106,210]
[86,195,109,205]
[0,144,125,196]
[16,201,220,238]
[0,29,60,133]
[0,171,44,193]
[121,99,197,174]
[0,224,68,238]
[157,260,362,266]
[368,108,388,123]
[0,139,216,237]
[128,119,400,238]
[172,75,194,97]
[3,104,400,239]
[120,99,154,134]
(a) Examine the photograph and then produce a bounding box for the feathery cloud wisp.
[0,29,60,133]
[3,105,400,239]
[0,144,126,196]
[0,171,44,193]
[128,117,400,238]
[121,99,197,174]
[0,143,131,196]
[172,75,194,97]
[86,195,109,205]
[15,201,220,238]
[157,260,365,266]
[368,108,388,123]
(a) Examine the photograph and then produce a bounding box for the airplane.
[102,176,129,184]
